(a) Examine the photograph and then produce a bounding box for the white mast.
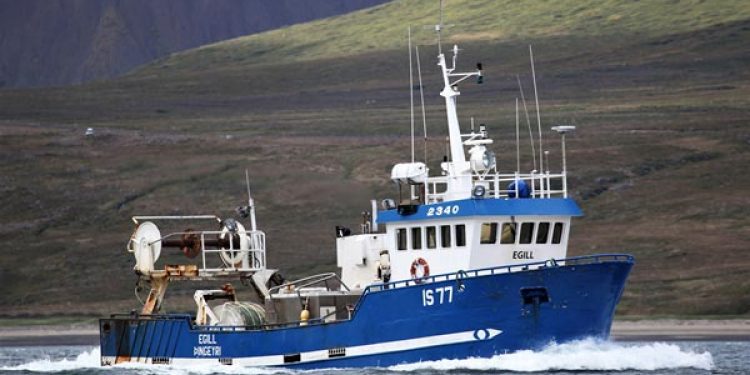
[429,0,482,201]
[433,0,464,165]
[436,45,483,200]
[438,50,466,166]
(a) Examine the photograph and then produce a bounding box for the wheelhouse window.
[536,222,550,244]
[440,225,451,248]
[396,228,407,250]
[500,222,516,244]
[411,227,422,250]
[480,223,497,244]
[456,224,466,247]
[519,223,535,244]
[552,222,564,244]
[426,226,437,249]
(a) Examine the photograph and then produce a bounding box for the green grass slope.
[0,0,749,319]
[143,0,750,72]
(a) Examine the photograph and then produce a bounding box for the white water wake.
[1,348,101,372]
[390,338,715,372]
[1,347,282,374]
[2,339,714,373]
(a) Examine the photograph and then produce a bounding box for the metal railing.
[426,171,568,204]
[357,253,633,305]
[268,272,349,295]
[106,312,338,332]
[156,229,266,274]
[116,254,632,331]
[129,215,266,275]
[107,313,193,320]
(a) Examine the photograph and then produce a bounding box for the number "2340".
[426,205,459,217]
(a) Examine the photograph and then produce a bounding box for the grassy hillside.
[0,0,748,318]
[0,0,388,87]
[147,0,750,72]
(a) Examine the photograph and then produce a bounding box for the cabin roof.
[377,198,582,224]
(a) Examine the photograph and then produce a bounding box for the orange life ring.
[410,257,430,283]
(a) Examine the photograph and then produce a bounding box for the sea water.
[1,338,746,375]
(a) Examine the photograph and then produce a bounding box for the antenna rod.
[245,169,257,232]
[416,45,428,164]
[530,45,543,174]
[516,75,536,170]
[516,98,520,173]
[245,169,252,203]
[409,26,415,163]
[437,0,444,54]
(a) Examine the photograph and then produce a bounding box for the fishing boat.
[99,13,633,369]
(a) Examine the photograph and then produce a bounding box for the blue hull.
[100,254,633,368]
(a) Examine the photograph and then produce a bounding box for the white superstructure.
[336,41,579,290]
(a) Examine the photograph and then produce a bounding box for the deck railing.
[152,229,266,274]
[426,171,568,204]
[129,215,267,275]
[360,253,633,299]
[116,254,633,331]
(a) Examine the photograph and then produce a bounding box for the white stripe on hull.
[103,328,502,367]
